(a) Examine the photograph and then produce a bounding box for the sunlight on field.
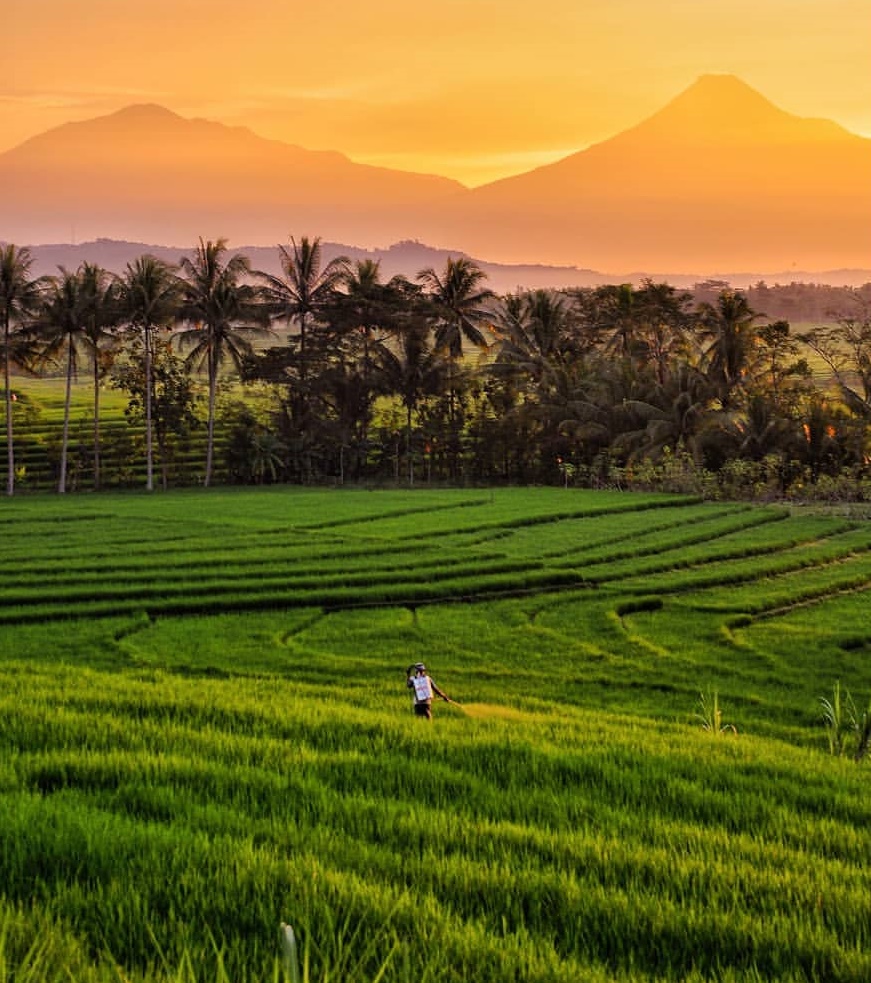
[459,702,534,721]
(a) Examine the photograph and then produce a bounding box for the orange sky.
[4,0,870,186]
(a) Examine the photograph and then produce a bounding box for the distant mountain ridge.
[17,238,871,291]
[17,238,607,293]
[1,75,869,275]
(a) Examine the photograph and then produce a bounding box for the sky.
[4,0,870,187]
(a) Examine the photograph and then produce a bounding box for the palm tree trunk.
[144,324,154,491]
[299,313,311,483]
[59,339,73,494]
[205,348,216,487]
[299,313,307,384]
[407,403,414,487]
[158,430,169,491]
[4,315,13,497]
[93,354,101,490]
[446,358,458,482]
[361,327,372,456]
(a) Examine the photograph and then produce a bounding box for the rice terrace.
[1,485,871,982]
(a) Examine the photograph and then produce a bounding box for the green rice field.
[1,486,870,982]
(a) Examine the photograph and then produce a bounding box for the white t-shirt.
[412,675,433,702]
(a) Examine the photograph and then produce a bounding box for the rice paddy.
[1,486,869,982]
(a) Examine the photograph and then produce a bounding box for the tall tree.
[254,237,349,480]
[488,290,572,470]
[77,262,121,489]
[255,236,350,385]
[111,338,200,491]
[119,255,180,491]
[698,289,762,409]
[327,262,415,461]
[378,322,446,486]
[799,301,871,421]
[177,238,268,487]
[334,259,395,375]
[0,245,41,496]
[417,257,493,477]
[595,283,641,361]
[417,256,493,359]
[32,268,85,493]
[634,280,695,387]
[492,289,573,385]
[753,319,811,415]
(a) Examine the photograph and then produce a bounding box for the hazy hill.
[0,104,463,247]
[17,238,871,293]
[425,74,871,273]
[20,238,607,294]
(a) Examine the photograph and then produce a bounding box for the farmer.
[406,662,450,719]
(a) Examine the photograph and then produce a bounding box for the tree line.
[1,236,869,498]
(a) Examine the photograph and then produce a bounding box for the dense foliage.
[1,239,870,496]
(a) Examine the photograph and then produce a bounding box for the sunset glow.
[5,0,870,186]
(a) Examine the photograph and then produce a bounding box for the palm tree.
[619,364,716,463]
[254,236,349,481]
[698,290,762,409]
[492,289,573,384]
[118,255,180,490]
[596,283,640,360]
[487,291,561,443]
[32,268,85,493]
[329,261,415,459]
[378,323,446,486]
[634,280,694,387]
[536,356,627,477]
[337,258,393,371]
[341,258,384,321]
[716,392,798,463]
[417,257,493,477]
[798,397,844,481]
[0,245,41,496]
[417,256,493,359]
[255,236,350,383]
[77,262,121,489]
[177,238,268,487]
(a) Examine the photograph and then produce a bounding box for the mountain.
[0,104,464,247]
[2,76,869,275]
[424,74,871,273]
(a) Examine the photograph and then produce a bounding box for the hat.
[414,663,426,672]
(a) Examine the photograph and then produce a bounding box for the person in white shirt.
[406,662,450,719]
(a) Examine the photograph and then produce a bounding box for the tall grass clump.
[848,693,871,762]
[695,687,737,735]
[820,680,847,756]
[821,681,871,761]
